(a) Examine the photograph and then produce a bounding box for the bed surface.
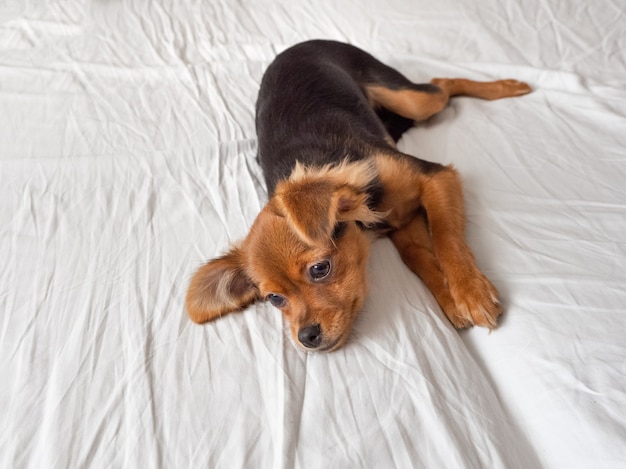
[1,1,625,467]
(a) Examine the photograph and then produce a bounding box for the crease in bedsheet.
[461,0,626,86]
[290,335,526,468]
[2,0,626,467]
[365,340,493,453]
[0,61,260,163]
[0,137,268,465]
[353,354,409,469]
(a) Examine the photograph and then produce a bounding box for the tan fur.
[367,79,531,122]
[375,156,502,328]
[186,76,530,350]
[431,78,532,101]
[273,163,384,247]
[367,85,448,121]
[288,159,377,190]
[186,247,259,324]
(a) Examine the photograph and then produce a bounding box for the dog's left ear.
[275,181,382,246]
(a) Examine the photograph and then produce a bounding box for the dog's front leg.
[389,212,472,328]
[419,166,502,329]
[375,153,501,329]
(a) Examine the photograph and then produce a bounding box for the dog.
[186,40,531,352]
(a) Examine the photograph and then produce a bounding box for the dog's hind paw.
[485,79,532,100]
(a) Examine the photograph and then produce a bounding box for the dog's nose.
[298,324,322,349]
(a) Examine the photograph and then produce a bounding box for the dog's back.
[255,40,435,193]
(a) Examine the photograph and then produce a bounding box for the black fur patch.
[331,222,347,240]
[255,40,444,194]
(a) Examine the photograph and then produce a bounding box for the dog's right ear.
[186,247,259,324]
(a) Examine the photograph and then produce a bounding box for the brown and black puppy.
[186,40,531,351]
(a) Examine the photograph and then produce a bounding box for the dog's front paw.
[446,309,473,329]
[435,290,473,329]
[449,272,502,330]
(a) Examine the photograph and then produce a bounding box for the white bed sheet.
[1,1,625,468]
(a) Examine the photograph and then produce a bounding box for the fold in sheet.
[1,1,625,468]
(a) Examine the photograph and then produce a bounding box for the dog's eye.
[265,293,287,308]
[309,259,332,281]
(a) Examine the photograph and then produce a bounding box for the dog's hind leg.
[430,78,531,101]
[367,83,449,122]
[366,78,530,122]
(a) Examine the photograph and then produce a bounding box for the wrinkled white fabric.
[1,1,625,468]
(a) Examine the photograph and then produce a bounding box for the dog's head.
[186,160,383,351]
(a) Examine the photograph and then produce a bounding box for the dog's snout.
[298,324,322,349]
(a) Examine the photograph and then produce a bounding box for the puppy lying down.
[186,40,531,351]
